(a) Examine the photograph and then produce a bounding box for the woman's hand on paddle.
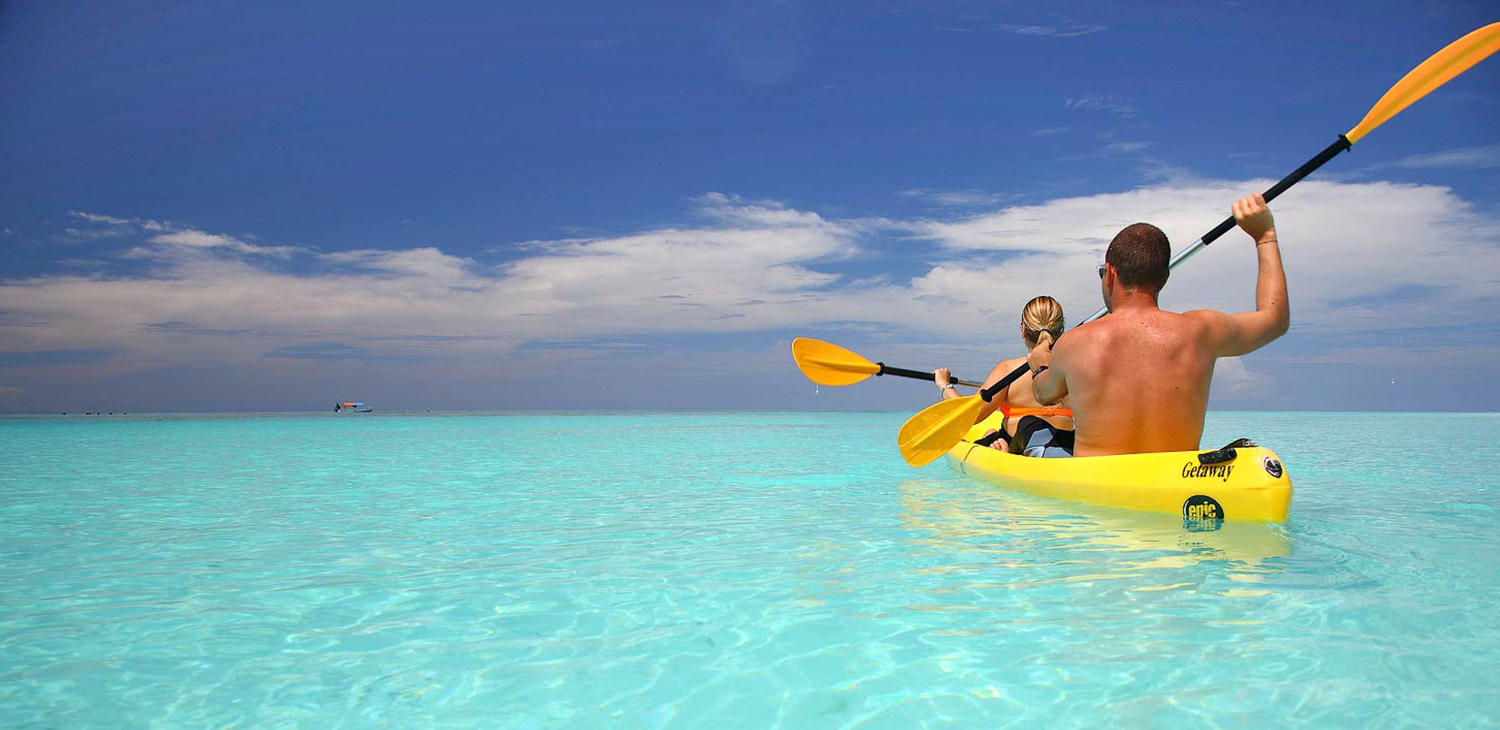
[933,368,961,399]
[933,368,952,388]
[1233,193,1277,244]
[930,365,954,389]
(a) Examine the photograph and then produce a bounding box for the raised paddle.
[898,22,1500,468]
[791,337,984,388]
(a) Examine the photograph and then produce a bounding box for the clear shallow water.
[2,411,1498,728]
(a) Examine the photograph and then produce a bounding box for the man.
[1027,193,1287,457]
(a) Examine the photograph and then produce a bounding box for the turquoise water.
[2,411,1498,728]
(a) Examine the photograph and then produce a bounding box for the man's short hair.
[1105,223,1170,292]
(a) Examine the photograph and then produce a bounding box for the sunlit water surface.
[2,411,1498,728]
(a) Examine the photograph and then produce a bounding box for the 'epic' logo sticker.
[1182,495,1224,529]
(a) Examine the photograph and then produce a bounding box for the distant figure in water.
[933,296,1074,457]
[1027,193,1289,457]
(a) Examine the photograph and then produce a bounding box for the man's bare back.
[1039,309,1220,455]
[1028,193,1288,457]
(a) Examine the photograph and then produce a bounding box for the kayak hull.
[945,418,1292,523]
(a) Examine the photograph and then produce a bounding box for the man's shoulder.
[1052,320,1109,364]
[1179,308,1225,319]
[1065,317,1111,335]
[1066,309,1208,345]
[1179,308,1235,331]
[1061,317,1114,343]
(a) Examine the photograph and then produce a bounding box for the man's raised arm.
[1206,193,1290,357]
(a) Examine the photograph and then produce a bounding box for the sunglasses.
[1096,263,1108,279]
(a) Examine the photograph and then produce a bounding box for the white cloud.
[997,22,1107,38]
[1212,357,1273,399]
[150,231,243,248]
[146,230,299,257]
[3,181,1498,395]
[1390,144,1500,170]
[68,211,132,225]
[1064,94,1138,117]
[0,195,872,373]
[904,179,1500,342]
[1062,142,1194,184]
[62,211,291,257]
[491,199,861,331]
[899,189,1011,208]
[68,210,167,230]
[322,247,477,280]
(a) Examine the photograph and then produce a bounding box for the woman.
[934,295,1074,457]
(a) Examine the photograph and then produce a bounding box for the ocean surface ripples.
[2,411,1498,728]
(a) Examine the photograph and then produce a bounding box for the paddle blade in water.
[898,395,985,467]
[1346,22,1500,143]
[791,338,880,386]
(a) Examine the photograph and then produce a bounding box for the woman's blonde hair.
[1021,295,1065,342]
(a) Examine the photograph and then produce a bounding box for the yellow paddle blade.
[1346,22,1500,143]
[790,337,880,386]
[897,395,986,467]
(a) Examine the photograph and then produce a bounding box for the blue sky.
[1,0,1497,413]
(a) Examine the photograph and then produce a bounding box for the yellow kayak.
[945,413,1292,523]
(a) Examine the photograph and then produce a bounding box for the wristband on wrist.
[939,382,956,392]
[1031,365,1049,378]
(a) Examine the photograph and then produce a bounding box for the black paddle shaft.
[980,362,1030,402]
[1198,135,1353,247]
[876,363,983,389]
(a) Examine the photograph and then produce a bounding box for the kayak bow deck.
[946,414,1292,523]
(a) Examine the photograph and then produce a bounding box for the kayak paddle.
[791,337,983,388]
[898,21,1500,468]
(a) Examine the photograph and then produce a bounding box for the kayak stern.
[945,434,1293,524]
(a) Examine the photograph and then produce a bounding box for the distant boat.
[334,401,373,413]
